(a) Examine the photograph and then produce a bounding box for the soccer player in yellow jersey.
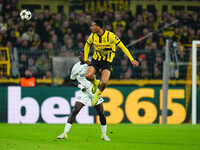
[84,19,139,106]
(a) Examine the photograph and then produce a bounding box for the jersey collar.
[97,30,106,37]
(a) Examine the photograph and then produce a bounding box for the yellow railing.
[82,0,200,14]
[0,79,199,86]
[0,47,11,77]
[131,1,200,14]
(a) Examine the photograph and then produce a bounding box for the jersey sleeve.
[110,32,134,62]
[110,32,121,45]
[84,33,93,62]
[87,33,93,45]
[70,65,78,80]
[118,42,134,61]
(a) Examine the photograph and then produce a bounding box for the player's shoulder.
[71,61,81,71]
[73,61,81,67]
[72,61,88,70]
[107,30,115,36]
[106,30,119,41]
[107,31,117,40]
[88,33,95,42]
[88,32,95,38]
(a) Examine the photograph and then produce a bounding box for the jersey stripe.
[103,48,112,51]
[92,33,94,41]
[99,36,102,43]
[116,41,121,46]
[107,32,109,42]
[86,41,91,45]
[96,51,101,61]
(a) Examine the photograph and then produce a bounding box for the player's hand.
[131,60,139,67]
[82,88,86,92]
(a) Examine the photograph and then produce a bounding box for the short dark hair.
[93,19,103,28]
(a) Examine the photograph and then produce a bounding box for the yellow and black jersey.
[84,30,134,63]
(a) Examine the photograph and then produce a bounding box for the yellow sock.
[92,78,99,86]
[96,89,102,96]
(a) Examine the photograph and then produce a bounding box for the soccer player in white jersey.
[57,51,110,141]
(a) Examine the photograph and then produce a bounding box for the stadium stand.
[0,0,199,85]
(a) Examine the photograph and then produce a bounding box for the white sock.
[101,125,107,136]
[64,123,72,134]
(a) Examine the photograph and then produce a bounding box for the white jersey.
[70,61,104,106]
[70,61,93,93]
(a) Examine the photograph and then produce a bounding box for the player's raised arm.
[113,34,139,67]
[84,33,93,62]
[118,42,134,61]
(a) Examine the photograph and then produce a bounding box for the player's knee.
[101,78,109,85]
[101,82,107,88]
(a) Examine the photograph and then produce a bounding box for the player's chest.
[93,34,110,45]
[93,40,111,49]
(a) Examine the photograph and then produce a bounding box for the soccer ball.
[20,9,32,21]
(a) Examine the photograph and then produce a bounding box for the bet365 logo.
[7,86,187,124]
[8,87,94,124]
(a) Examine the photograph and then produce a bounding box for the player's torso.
[92,31,116,62]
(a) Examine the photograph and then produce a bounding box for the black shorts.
[89,59,112,71]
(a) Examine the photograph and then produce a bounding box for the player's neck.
[97,28,105,36]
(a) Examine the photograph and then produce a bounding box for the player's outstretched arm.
[118,42,139,67]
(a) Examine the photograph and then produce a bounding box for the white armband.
[78,84,84,90]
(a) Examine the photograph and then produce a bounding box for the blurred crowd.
[0,0,200,80]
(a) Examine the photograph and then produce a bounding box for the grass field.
[0,124,200,150]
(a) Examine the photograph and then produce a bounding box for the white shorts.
[76,90,104,106]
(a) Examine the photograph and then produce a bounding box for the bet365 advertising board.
[0,86,199,124]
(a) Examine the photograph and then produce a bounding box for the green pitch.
[0,124,200,150]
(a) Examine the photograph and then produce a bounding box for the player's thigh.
[101,69,111,84]
[85,66,96,78]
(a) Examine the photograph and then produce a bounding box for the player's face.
[90,22,98,33]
